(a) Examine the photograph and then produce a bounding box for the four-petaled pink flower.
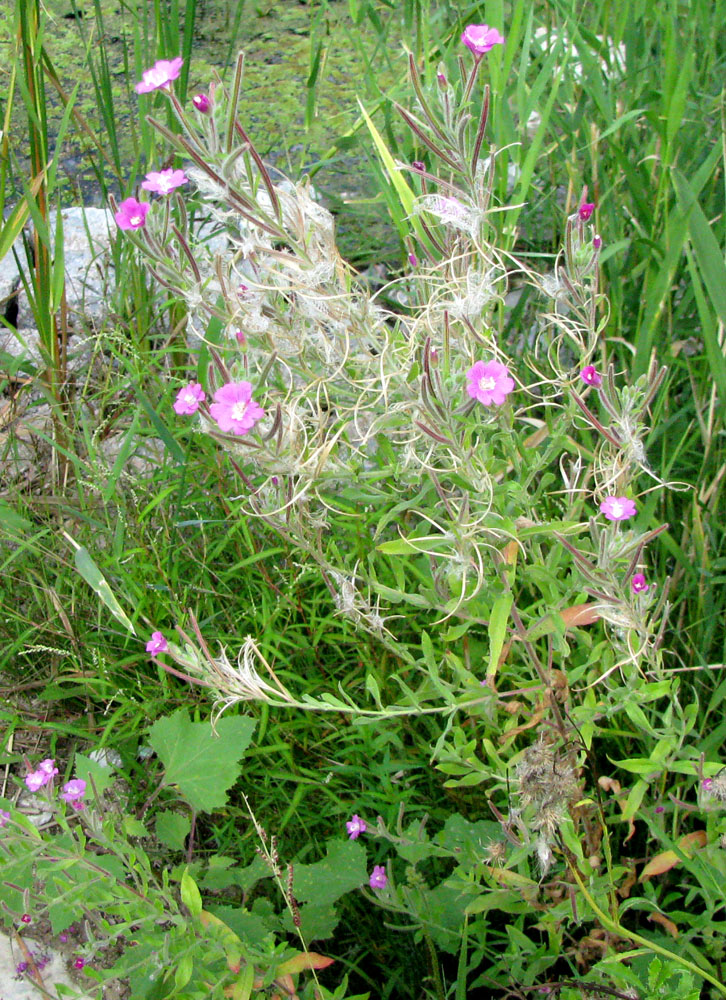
[38,759,59,779]
[578,202,595,222]
[0,809,10,827]
[60,779,87,811]
[599,496,637,521]
[209,381,265,436]
[631,573,649,594]
[466,360,515,406]
[461,24,505,55]
[580,365,602,387]
[25,771,47,792]
[135,57,183,94]
[192,93,211,113]
[346,814,367,840]
[141,169,188,195]
[369,865,388,889]
[114,198,150,231]
[146,631,168,656]
[173,382,206,415]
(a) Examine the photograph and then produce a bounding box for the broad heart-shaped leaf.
[291,839,367,908]
[149,709,256,813]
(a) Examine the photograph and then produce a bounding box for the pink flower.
[135,57,183,94]
[346,814,367,840]
[578,202,595,221]
[580,365,602,387]
[114,198,150,231]
[655,805,664,814]
[24,770,47,792]
[73,957,86,970]
[0,809,10,827]
[146,631,168,656]
[38,759,59,779]
[24,759,58,792]
[599,496,637,521]
[461,24,505,55]
[703,778,713,790]
[21,913,31,924]
[466,360,515,406]
[173,382,206,415]
[369,865,388,890]
[209,381,265,436]
[631,573,649,594]
[60,779,87,810]
[141,169,188,195]
[192,93,211,113]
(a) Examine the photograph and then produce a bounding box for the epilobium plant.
[99,34,725,1000]
[117,44,666,681]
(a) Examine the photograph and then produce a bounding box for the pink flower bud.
[580,365,602,387]
[192,93,211,113]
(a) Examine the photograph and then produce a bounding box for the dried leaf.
[598,776,622,795]
[275,953,335,976]
[648,911,679,938]
[559,603,601,627]
[640,830,707,879]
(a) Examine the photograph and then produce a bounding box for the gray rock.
[1,207,116,373]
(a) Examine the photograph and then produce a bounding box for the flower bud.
[192,93,211,113]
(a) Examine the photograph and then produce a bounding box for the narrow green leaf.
[357,98,438,256]
[135,386,185,464]
[672,167,726,402]
[486,594,512,680]
[51,202,65,313]
[63,532,136,636]
[174,953,194,990]
[232,963,255,1000]
[180,867,203,918]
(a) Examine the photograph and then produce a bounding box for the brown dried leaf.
[648,912,679,938]
[640,830,707,879]
[559,603,601,627]
[276,953,335,976]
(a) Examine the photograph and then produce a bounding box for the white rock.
[0,930,92,1000]
[88,748,122,769]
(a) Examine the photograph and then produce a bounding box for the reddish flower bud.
[192,93,211,113]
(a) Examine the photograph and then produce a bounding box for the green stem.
[567,857,726,996]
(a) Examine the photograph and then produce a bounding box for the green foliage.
[148,709,256,813]
[1,1,726,999]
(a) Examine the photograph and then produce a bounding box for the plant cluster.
[1,3,726,1000]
